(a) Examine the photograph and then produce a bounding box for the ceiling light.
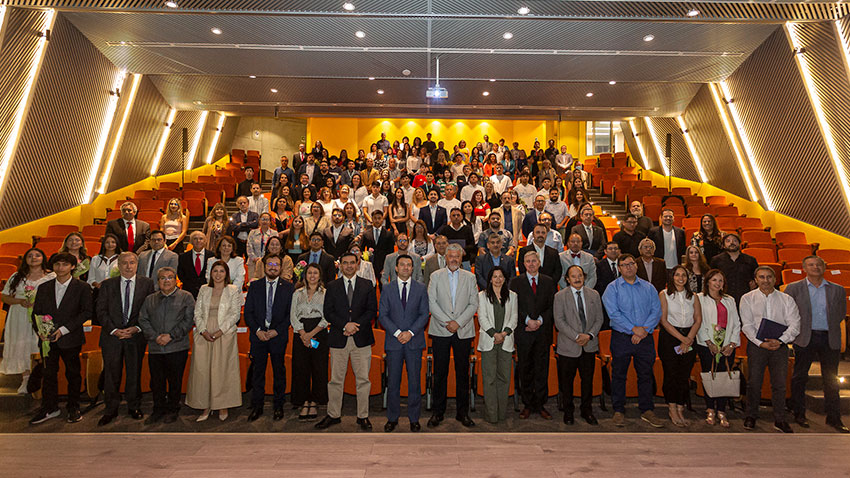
[503,32,513,39]
[343,2,355,11]
[368,76,375,80]
[643,34,654,42]
[248,75,256,79]
[211,27,222,35]
[517,6,530,15]
[489,78,496,82]
[586,92,593,97]
[270,88,278,93]
[165,1,178,8]
[482,91,490,96]
[355,30,365,38]
[609,80,616,85]
[376,89,384,94]
[687,9,700,17]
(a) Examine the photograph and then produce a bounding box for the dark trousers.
[148,350,188,414]
[42,343,82,412]
[431,334,471,418]
[791,331,842,422]
[102,337,146,414]
[235,238,248,258]
[746,341,788,421]
[658,327,696,405]
[557,351,595,417]
[386,347,423,422]
[291,329,329,406]
[516,330,551,411]
[250,341,286,408]
[610,331,656,413]
[695,344,732,412]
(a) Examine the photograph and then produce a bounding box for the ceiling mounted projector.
[426,58,447,99]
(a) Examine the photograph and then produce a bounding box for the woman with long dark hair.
[289,263,329,420]
[692,213,724,263]
[389,188,410,236]
[88,233,122,289]
[683,245,710,294]
[476,267,517,423]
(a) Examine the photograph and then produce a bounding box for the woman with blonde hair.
[57,232,90,281]
[202,203,229,252]
[317,186,335,218]
[160,198,188,253]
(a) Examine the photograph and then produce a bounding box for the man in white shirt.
[399,174,416,205]
[438,184,461,212]
[537,177,553,198]
[740,266,801,433]
[514,171,537,206]
[648,208,686,271]
[489,164,512,195]
[248,183,270,216]
[362,181,388,224]
[459,172,484,202]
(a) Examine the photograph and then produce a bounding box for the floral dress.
[0,272,55,374]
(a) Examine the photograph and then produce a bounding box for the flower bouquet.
[362,248,374,262]
[73,258,90,279]
[293,260,307,281]
[34,314,55,357]
[109,266,121,278]
[711,324,726,363]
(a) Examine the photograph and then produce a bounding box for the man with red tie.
[105,201,151,253]
[176,231,214,298]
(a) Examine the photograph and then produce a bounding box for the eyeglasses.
[618,262,637,268]
[266,262,281,267]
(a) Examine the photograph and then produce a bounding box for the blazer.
[427,267,479,339]
[228,211,259,239]
[521,209,545,239]
[696,293,741,348]
[96,275,156,344]
[423,254,444,288]
[381,250,423,286]
[509,273,556,342]
[297,250,337,285]
[359,226,396,274]
[137,248,178,290]
[594,257,619,298]
[418,205,448,234]
[558,249,597,290]
[649,226,687,264]
[517,243,563,284]
[492,205,524,247]
[476,290,518,353]
[292,151,307,172]
[243,277,295,354]
[785,279,847,350]
[105,218,151,253]
[177,249,215,298]
[378,279,430,351]
[553,286,604,357]
[474,253,516,291]
[637,257,668,292]
[322,225,354,259]
[32,278,93,349]
[194,284,244,335]
[570,223,606,258]
[324,275,377,348]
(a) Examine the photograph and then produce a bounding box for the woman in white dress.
[205,236,245,290]
[347,244,376,286]
[87,233,121,289]
[317,187,335,218]
[350,173,368,208]
[0,247,55,394]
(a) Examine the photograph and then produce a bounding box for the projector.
[426,86,448,99]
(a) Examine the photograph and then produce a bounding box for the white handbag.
[700,356,740,398]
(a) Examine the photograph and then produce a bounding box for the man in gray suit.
[138,230,178,290]
[558,233,597,290]
[787,255,849,433]
[423,235,448,288]
[553,265,603,425]
[427,243,479,428]
[381,233,423,286]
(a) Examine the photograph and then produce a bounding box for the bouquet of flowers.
[34,314,55,357]
[73,258,90,279]
[109,266,121,278]
[361,248,374,262]
[23,285,37,307]
[711,324,726,363]
[293,260,307,281]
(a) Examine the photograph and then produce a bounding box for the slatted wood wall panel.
[155,110,204,176]
[724,28,850,236]
[1,13,121,230]
[647,116,700,183]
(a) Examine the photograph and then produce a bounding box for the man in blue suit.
[379,254,430,432]
[244,254,294,422]
[418,189,448,235]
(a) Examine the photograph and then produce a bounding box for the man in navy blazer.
[379,254,430,432]
[244,254,294,422]
[475,233,517,290]
[418,189,448,235]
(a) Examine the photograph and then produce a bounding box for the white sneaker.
[17,375,30,395]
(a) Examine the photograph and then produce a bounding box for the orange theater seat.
[46,225,79,237]
[159,181,180,190]
[106,210,122,221]
[671,187,691,196]
[736,217,765,232]
[781,268,805,285]
[826,270,850,287]
[133,190,157,200]
[778,248,810,265]
[687,205,710,217]
[818,249,850,265]
[0,242,31,257]
[0,256,21,267]
[682,217,701,230]
[775,231,807,247]
[742,230,772,245]
[137,211,162,225]
[714,206,739,217]
[706,196,727,206]
[81,224,106,237]
[36,241,63,256]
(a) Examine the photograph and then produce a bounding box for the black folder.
[756,318,787,342]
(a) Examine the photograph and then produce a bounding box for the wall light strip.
[0,6,7,43]
[676,116,709,183]
[185,111,209,170]
[97,73,141,194]
[643,117,670,176]
[84,69,126,203]
[718,80,773,210]
[708,82,759,202]
[627,119,651,170]
[0,9,55,201]
[204,113,226,164]
[150,108,176,176]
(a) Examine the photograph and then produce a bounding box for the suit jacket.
[517,243,563,284]
[243,277,294,354]
[570,223,606,258]
[493,205,524,247]
[292,184,317,203]
[32,278,93,349]
[105,218,151,253]
[558,249,597,289]
[322,225,354,259]
[292,151,307,172]
[177,249,215,298]
[138,248,178,290]
[194,284,243,335]
[476,290,519,353]
[785,279,847,350]
[553,286,604,357]
[378,279,430,351]
[381,250,423,286]
[648,226,687,264]
[474,252,516,290]
[427,268,479,339]
[594,257,619,298]
[637,257,668,292]
[418,205,448,235]
[228,211,259,239]
[324,275,377,348]
[521,209,545,239]
[297,250,337,285]
[96,275,156,346]
[423,254,444,288]
[510,273,556,343]
[359,226,396,275]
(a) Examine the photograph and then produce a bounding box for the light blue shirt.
[310,251,320,264]
[602,276,662,335]
[491,256,501,267]
[447,268,459,308]
[807,278,829,331]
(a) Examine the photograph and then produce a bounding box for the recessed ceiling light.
[249,75,257,79]
[368,76,375,80]
[517,6,530,15]
[643,34,654,42]
[402,69,411,76]
[687,9,700,17]
[270,88,278,93]
[343,2,355,11]
[609,80,616,85]
[355,30,366,38]
[376,89,384,94]
[489,78,496,82]
[503,32,513,39]
[165,1,178,8]
[586,92,594,97]
[482,91,490,96]
[211,27,222,35]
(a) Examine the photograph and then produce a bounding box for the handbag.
[700,356,740,398]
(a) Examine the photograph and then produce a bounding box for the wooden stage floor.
[1,432,848,477]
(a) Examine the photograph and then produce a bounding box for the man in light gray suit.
[427,243,479,428]
[423,235,448,288]
[558,233,597,290]
[381,233,423,286]
[137,230,178,291]
[553,265,603,425]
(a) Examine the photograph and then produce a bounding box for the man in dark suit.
[594,242,621,330]
[570,206,606,259]
[423,235,448,287]
[312,160,334,190]
[648,208,686,271]
[105,201,151,253]
[475,232,516,290]
[292,172,317,203]
[298,232,337,284]
[510,249,556,420]
[244,254,295,421]
[292,143,307,172]
[418,189,447,235]
[298,153,319,184]
[96,252,156,426]
[518,223,562,283]
[236,166,256,198]
[29,253,93,425]
[317,252,378,430]
[521,194,548,239]
[138,230,178,290]
[636,237,668,292]
[359,209,395,279]
[379,254,430,432]
[177,231,214,298]
[322,208,354,259]
[228,196,259,257]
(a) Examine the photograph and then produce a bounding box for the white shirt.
[305,163,315,182]
[55,276,72,336]
[363,194,388,215]
[490,174,512,194]
[344,275,357,297]
[665,289,695,328]
[739,288,802,346]
[438,197,461,212]
[401,185,415,205]
[248,195,269,216]
[533,243,546,267]
[662,228,678,269]
[393,278,415,338]
[460,184,484,202]
[429,204,439,224]
[514,183,538,208]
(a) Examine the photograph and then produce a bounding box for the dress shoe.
[581,414,599,425]
[410,421,421,432]
[98,414,117,426]
[540,408,552,420]
[563,415,575,425]
[273,407,284,421]
[163,412,178,424]
[743,417,756,430]
[794,414,810,428]
[384,421,398,432]
[29,408,60,425]
[145,411,165,425]
[827,420,850,433]
[774,421,793,433]
[612,412,625,427]
[457,415,475,428]
[357,417,372,431]
[128,409,144,420]
[519,408,532,419]
[66,408,83,423]
[427,414,444,428]
[247,407,263,422]
[315,415,341,429]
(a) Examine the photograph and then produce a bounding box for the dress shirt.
[111,275,141,335]
[607,259,618,277]
[344,275,356,301]
[545,229,564,251]
[544,200,569,226]
[248,195,269,216]
[332,224,343,242]
[55,277,72,335]
[739,288,801,346]
[665,289,695,328]
[447,268,459,308]
[393,279,415,337]
[525,273,544,325]
[662,228,678,269]
[568,250,582,266]
[642,259,653,280]
[289,287,328,331]
[491,255,501,267]
[584,224,594,245]
[193,249,206,274]
[602,277,662,335]
[305,163,315,182]
[807,279,829,331]
[309,250,321,264]
[502,205,514,233]
[429,204,438,225]
[533,243,546,267]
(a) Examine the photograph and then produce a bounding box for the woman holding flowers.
[57,232,90,281]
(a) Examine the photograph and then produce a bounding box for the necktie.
[311,252,318,264]
[439,256,445,268]
[346,279,354,305]
[194,253,202,276]
[401,281,408,309]
[611,261,617,277]
[576,291,587,332]
[122,279,131,326]
[265,281,274,327]
[531,277,537,294]
[148,250,158,277]
[586,226,593,245]
[127,222,134,251]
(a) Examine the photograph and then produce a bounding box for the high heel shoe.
[668,405,684,427]
[307,406,318,420]
[196,410,211,422]
[298,405,310,420]
[219,409,228,421]
[717,411,730,428]
[705,409,716,426]
[677,404,690,427]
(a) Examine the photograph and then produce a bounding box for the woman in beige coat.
[476,267,518,424]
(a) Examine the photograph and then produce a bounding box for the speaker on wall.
[182,127,188,153]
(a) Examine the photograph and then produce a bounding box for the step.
[805,390,850,415]
[805,361,850,391]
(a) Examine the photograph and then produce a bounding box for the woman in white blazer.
[477,267,518,424]
[186,260,244,421]
[695,269,741,428]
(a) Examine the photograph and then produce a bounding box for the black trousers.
[791,331,842,422]
[42,343,82,412]
[148,350,188,414]
[516,330,551,411]
[657,326,696,405]
[250,341,286,408]
[102,337,146,414]
[431,334,472,418]
[291,328,329,406]
[235,238,248,258]
[557,351,595,417]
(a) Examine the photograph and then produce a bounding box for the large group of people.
[1,133,847,434]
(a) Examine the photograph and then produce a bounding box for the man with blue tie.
[298,232,336,284]
[419,189,447,235]
[244,254,295,422]
[379,254,430,432]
